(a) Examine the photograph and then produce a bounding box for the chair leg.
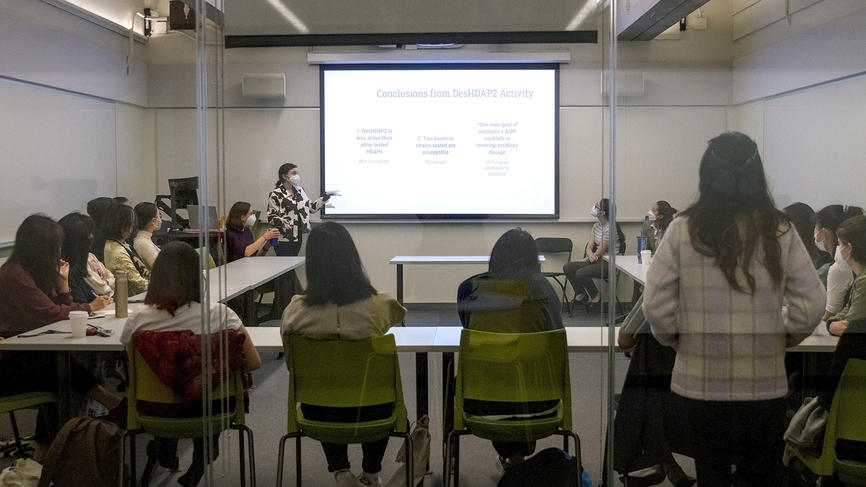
[295,436,302,487]
[392,432,414,487]
[443,430,455,487]
[7,411,28,458]
[276,434,288,487]
[238,429,246,487]
[561,430,582,487]
[127,431,138,487]
[246,427,257,487]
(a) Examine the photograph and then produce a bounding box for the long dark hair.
[275,163,297,188]
[226,201,251,232]
[488,228,540,278]
[680,132,787,293]
[7,214,64,296]
[103,204,136,241]
[144,241,201,315]
[303,221,374,306]
[58,212,95,274]
[655,200,677,233]
[784,202,829,268]
[86,197,116,228]
[598,198,626,254]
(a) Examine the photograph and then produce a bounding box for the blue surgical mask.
[815,229,826,253]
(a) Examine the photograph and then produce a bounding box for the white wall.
[727,1,866,211]
[0,0,155,246]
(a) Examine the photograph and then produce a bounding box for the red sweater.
[0,262,90,338]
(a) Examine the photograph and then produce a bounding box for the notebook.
[186,205,220,230]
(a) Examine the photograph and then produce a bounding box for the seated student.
[225,201,280,263]
[87,196,116,262]
[0,214,118,459]
[784,202,833,285]
[281,221,405,487]
[59,212,115,303]
[826,216,866,336]
[640,200,677,252]
[120,241,261,487]
[816,204,864,320]
[563,198,625,308]
[103,204,150,295]
[133,202,162,270]
[615,300,695,487]
[456,228,562,470]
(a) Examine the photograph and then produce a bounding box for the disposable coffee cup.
[640,250,652,266]
[69,311,88,338]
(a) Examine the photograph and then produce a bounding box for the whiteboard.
[0,79,117,244]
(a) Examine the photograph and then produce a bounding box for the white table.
[131,256,305,325]
[604,255,648,285]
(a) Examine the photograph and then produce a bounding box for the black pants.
[301,403,393,473]
[148,435,220,486]
[273,239,303,317]
[563,260,608,298]
[681,395,787,487]
[0,352,98,444]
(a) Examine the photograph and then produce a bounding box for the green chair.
[276,334,413,487]
[444,328,581,487]
[787,358,866,484]
[0,391,58,458]
[125,345,256,487]
[196,246,216,269]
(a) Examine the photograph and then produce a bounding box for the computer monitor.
[168,177,199,209]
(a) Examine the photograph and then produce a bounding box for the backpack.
[498,448,591,487]
[38,417,123,487]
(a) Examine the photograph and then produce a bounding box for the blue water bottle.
[636,236,648,263]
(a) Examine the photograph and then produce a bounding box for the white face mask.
[245,214,257,227]
[815,229,826,253]
[590,205,599,217]
[289,174,301,186]
[835,246,851,272]
[647,211,656,221]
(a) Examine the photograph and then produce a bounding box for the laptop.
[186,205,220,230]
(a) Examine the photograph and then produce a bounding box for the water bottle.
[636,236,649,263]
[115,271,128,318]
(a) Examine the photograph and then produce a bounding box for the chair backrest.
[455,328,571,428]
[284,334,406,431]
[534,237,573,257]
[830,359,866,445]
[196,247,216,269]
[126,345,242,429]
[464,278,553,333]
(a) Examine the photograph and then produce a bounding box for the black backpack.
[498,448,582,487]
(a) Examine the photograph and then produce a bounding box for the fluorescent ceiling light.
[566,0,604,31]
[264,0,309,34]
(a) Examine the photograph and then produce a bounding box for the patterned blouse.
[266,183,326,243]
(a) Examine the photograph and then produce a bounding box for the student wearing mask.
[641,200,678,251]
[645,132,825,486]
[266,163,337,257]
[784,203,833,284]
[816,205,864,320]
[281,222,404,487]
[103,204,150,295]
[0,214,118,459]
[225,201,280,263]
[825,216,866,336]
[133,202,162,270]
[563,198,625,307]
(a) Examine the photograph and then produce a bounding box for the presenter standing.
[266,163,336,257]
